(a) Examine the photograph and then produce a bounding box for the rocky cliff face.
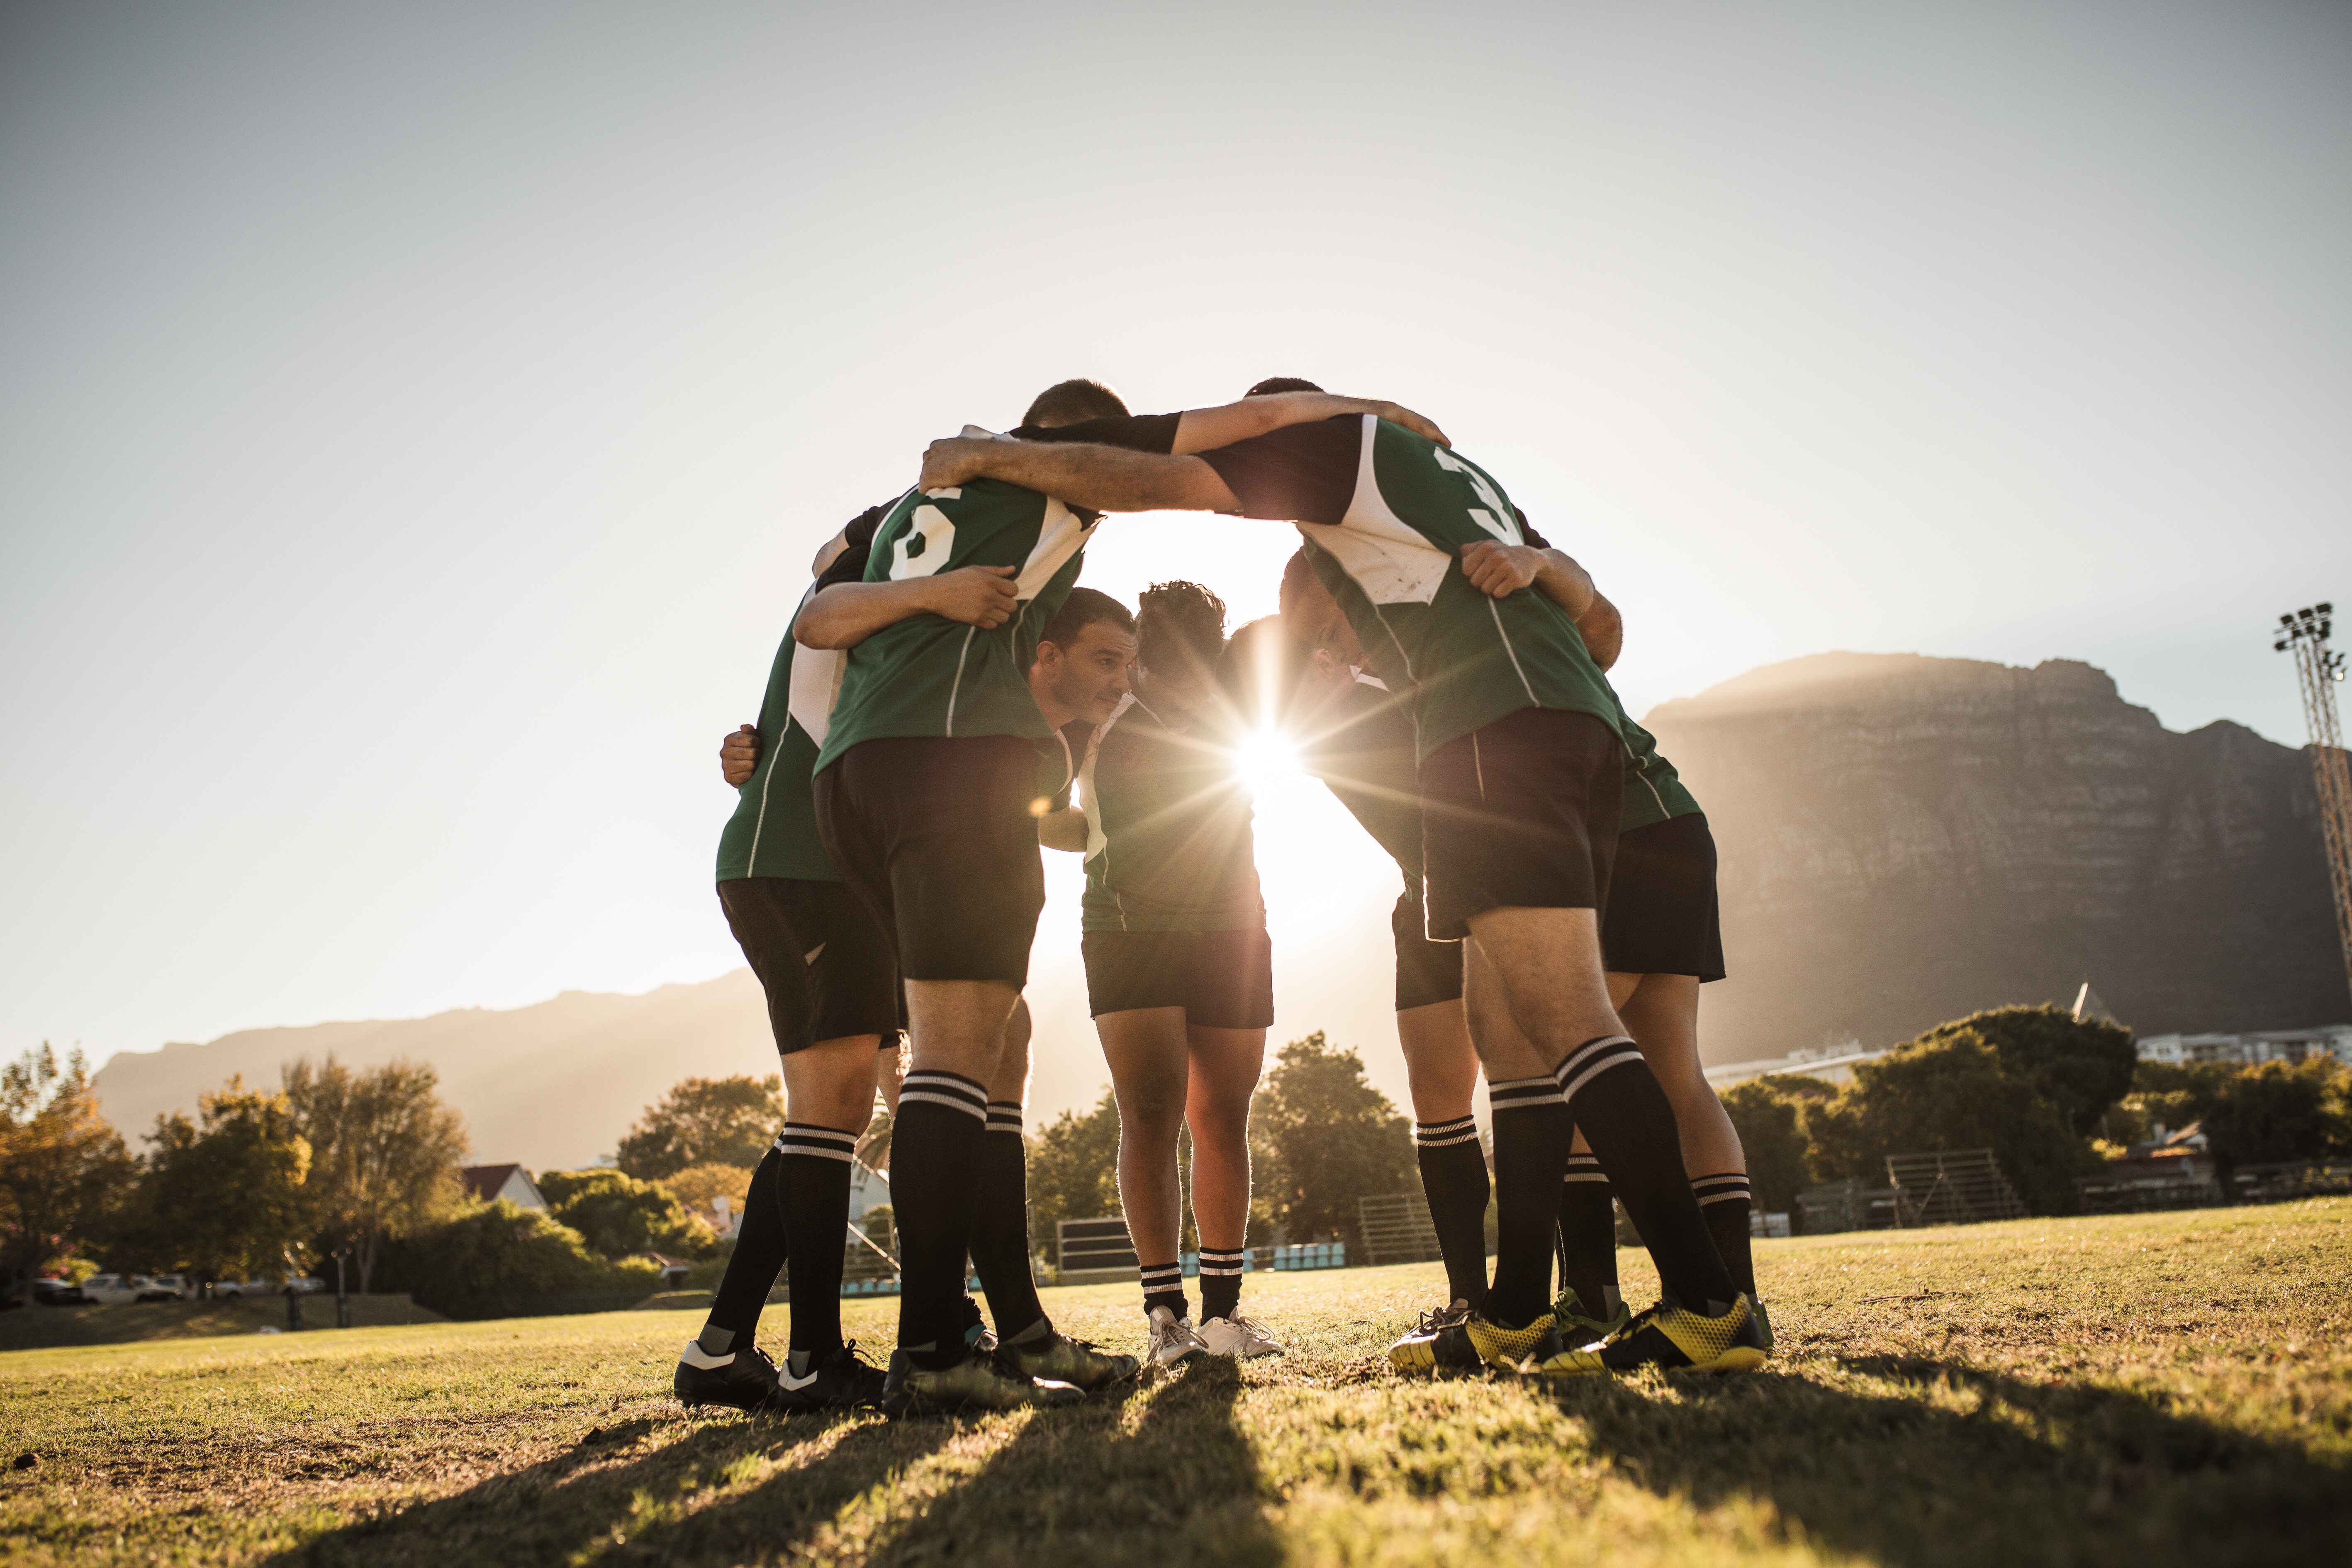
[1647,653,2350,1064]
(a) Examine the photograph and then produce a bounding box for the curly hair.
[1136,579,1228,679]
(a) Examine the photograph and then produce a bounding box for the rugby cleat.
[673,1340,785,1414]
[1523,1295,1767,1379]
[1387,1300,1483,1373]
[1749,1295,1774,1354]
[1144,1305,1208,1368]
[879,1345,1083,1418]
[1198,1313,1284,1359]
[1463,1307,1557,1372]
[770,1340,887,1414]
[1551,1286,1629,1344]
[997,1326,1140,1391]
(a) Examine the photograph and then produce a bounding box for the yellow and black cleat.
[1464,1308,1558,1371]
[1551,1287,1629,1344]
[1524,1295,1768,1379]
[1388,1300,1482,1373]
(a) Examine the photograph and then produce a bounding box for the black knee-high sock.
[1551,1037,1736,1308]
[1197,1247,1246,1322]
[699,1143,787,1355]
[775,1122,857,1365]
[1486,1077,1570,1327]
[891,1070,989,1368]
[1692,1171,1757,1298]
[971,1101,1048,1342]
[1556,1149,1620,1320]
[1414,1115,1491,1307]
[1139,1259,1188,1322]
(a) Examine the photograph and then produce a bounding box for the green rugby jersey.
[713,505,889,882]
[809,413,1184,777]
[1198,416,1625,761]
[1077,694,1265,933]
[1617,712,1701,832]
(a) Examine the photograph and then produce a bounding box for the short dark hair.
[1137,579,1227,677]
[1041,586,1134,650]
[1245,377,1324,397]
[1023,378,1130,428]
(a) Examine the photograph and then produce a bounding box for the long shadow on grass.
[1555,1356,2350,1568]
[604,1359,1278,1568]
[264,1408,951,1568]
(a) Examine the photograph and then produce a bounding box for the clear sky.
[5,1,2349,1079]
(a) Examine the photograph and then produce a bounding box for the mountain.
[92,652,2349,1166]
[90,975,779,1174]
[1648,652,2349,1062]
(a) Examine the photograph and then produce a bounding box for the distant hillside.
[1649,652,2349,1061]
[93,652,2349,1164]
[90,975,779,1174]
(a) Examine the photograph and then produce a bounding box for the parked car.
[218,1276,326,1297]
[32,1278,90,1307]
[78,1273,152,1305]
[146,1274,193,1301]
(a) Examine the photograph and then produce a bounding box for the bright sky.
[5,2,2349,1085]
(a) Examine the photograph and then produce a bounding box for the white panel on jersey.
[1017,497,1098,600]
[1076,693,1135,861]
[890,503,957,579]
[1300,414,1450,606]
[784,584,845,745]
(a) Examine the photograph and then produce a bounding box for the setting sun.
[1233,726,1305,796]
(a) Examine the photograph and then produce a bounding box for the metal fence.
[1356,1191,1444,1266]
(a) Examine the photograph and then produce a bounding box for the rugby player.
[811,384,1447,1414]
[679,498,1027,1415]
[914,414,1765,1377]
[1072,581,1280,1366]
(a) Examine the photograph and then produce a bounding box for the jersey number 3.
[890,502,957,579]
[1432,448,1519,545]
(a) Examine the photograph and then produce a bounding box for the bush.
[1026,1094,1122,1263]
[378,1200,662,1319]
[538,1168,713,1258]
[1719,1076,1816,1214]
[1807,1031,2098,1214]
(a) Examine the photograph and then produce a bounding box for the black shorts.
[717,877,904,1054]
[814,735,1047,987]
[1419,707,1624,942]
[1392,889,1463,1010]
[1081,928,1275,1029]
[1601,813,1727,982]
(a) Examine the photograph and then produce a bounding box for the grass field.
[3,1200,2346,1568]
[0,1295,443,1354]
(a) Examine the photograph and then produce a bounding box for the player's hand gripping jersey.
[813,441,1098,775]
[1197,416,1626,760]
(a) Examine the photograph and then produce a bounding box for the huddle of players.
[678,376,1768,1418]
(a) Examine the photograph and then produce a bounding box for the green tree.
[1916,1005,2138,1136]
[378,1200,663,1319]
[2196,1059,2352,1169]
[613,1075,786,1180]
[1026,1090,1123,1264]
[1718,1075,1817,1214]
[538,1167,711,1257]
[1250,1032,1416,1251]
[1807,1031,2096,1214]
[282,1057,470,1294]
[0,1045,136,1300]
[138,1079,315,1282]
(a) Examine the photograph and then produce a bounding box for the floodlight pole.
[2275,604,2352,1004]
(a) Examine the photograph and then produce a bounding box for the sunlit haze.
[4,4,2348,1120]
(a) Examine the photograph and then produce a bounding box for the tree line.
[1719,1005,2352,1216]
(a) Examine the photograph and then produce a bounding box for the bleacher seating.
[1355,1191,1445,1266]
[1884,1149,2027,1225]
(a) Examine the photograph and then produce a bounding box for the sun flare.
[1234,726,1305,797]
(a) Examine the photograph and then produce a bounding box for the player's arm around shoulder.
[919,436,1242,516]
[1169,392,1448,453]
[793,563,1021,649]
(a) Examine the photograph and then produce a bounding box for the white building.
[2136,1025,2352,1068]
[458,1163,548,1211]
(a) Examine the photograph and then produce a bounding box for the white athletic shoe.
[1145,1305,1208,1368]
[1198,1313,1284,1359]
